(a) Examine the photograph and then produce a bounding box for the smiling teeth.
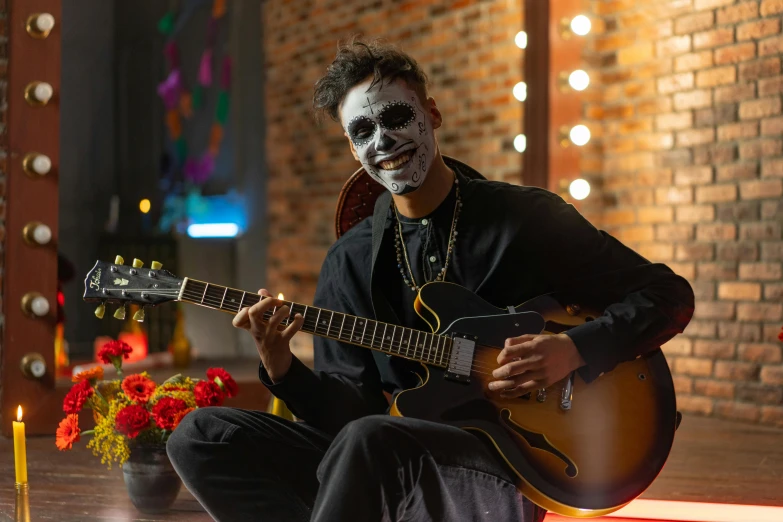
[379,151,412,170]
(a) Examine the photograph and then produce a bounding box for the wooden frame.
[1,0,63,436]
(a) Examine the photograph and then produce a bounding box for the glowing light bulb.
[515,31,527,49]
[569,125,591,146]
[513,134,527,153]
[139,199,151,214]
[278,293,284,300]
[571,15,591,36]
[513,82,527,102]
[569,179,591,200]
[568,70,590,91]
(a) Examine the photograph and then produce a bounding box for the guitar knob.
[22,153,52,177]
[150,261,163,270]
[22,221,52,246]
[114,305,127,320]
[25,13,55,38]
[20,353,47,380]
[21,292,50,318]
[114,255,125,265]
[94,303,106,319]
[132,258,144,268]
[24,81,54,106]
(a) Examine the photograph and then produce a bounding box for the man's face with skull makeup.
[340,78,438,195]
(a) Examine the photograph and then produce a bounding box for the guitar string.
[106,288,534,377]
[107,287,554,379]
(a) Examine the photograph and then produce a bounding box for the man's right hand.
[232,289,304,383]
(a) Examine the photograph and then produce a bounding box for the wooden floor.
[1,414,781,521]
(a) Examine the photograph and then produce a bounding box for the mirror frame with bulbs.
[1,0,62,436]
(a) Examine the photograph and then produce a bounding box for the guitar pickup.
[444,333,477,384]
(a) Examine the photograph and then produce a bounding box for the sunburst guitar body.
[390,282,677,518]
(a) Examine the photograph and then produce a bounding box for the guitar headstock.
[83,256,183,321]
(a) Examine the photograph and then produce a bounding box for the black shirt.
[260,165,695,436]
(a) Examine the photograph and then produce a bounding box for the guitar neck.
[178,278,452,368]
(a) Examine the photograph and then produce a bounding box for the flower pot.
[122,446,182,514]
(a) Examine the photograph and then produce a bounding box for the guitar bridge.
[444,333,477,384]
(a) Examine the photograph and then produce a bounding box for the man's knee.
[166,407,235,466]
[334,415,415,453]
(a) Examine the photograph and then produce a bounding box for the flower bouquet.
[56,340,238,470]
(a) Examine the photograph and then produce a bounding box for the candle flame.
[277,293,284,300]
[17,405,23,422]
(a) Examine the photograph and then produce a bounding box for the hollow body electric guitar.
[84,257,677,518]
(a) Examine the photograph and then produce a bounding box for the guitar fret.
[391,325,397,353]
[239,291,246,310]
[371,321,379,349]
[407,329,414,358]
[381,323,389,352]
[219,287,228,309]
[337,314,345,341]
[315,308,322,335]
[327,311,334,337]
[361,319,368,346]
[201,283,209,304]
[438,336,446,366]
[350,316,357,342]
[429,334,436,364]
[285,303,294,326]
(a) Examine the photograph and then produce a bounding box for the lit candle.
[13,405,28,484]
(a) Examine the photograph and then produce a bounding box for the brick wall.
[586,0,783,427]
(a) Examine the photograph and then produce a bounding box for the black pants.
[166,407,544,521]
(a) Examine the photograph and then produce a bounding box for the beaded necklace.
[393,177,462,292]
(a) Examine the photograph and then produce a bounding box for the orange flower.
[122,374,156,403]
[72,366,104,383]
[55,414,81,451]
[172,408,194,430]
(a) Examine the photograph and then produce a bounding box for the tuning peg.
[94,303,106,319]
[132,258,144,268]
[113,305,126,320]
[133,307,145,322]
[150,260,163,270]
[115,255,125,265]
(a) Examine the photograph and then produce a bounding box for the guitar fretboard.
[179,278,452,367]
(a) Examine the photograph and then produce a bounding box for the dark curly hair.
[313,37,429,122]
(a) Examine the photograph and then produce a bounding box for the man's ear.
[427,97,443,130]
[345,132,360,161]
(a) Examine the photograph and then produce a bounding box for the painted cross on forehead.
[341,79,436,195]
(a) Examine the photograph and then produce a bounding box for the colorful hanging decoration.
[156,0,231,185]
[156,0,232,233]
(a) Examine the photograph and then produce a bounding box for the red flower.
[55,414,81,451]
[152,397,189,430]
[63,380,94,414]
[97,340,133,364]
[194,380,224,408]
[122,374,157,403]
[207,367,238,398]
[115,404,150,439]
[778,326,783,342]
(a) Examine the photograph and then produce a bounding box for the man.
[167,39,694,521]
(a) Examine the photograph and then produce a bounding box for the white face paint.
[340,78,436,195]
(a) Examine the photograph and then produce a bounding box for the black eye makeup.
[379,101,415,131]
[346,115,377,147]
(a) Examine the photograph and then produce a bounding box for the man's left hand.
[489,334,586,398]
